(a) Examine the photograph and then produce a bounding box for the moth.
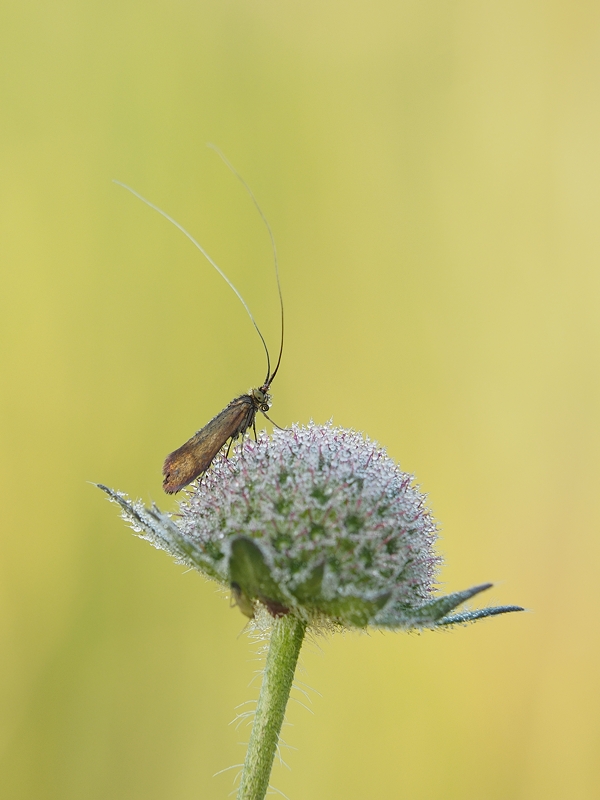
[116,149,284,495]
[162,383,276,494]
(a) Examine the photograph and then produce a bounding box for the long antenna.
[207,144,285,387]
[113,180,272,380]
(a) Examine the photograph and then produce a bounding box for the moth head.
[252,387,271,412]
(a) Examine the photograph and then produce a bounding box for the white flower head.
[99,423,522,630]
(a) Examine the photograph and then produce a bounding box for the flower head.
[99,422,522,629]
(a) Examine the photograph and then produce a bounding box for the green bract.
[99,423,522,629]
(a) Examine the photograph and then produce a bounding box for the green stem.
[237,614,307,800]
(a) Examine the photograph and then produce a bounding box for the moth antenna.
[113,179,271,380]
[207,144,284,387]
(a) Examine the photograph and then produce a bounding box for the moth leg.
[262,411,284,431]
[225,437,234,459]
[252,420,258,441]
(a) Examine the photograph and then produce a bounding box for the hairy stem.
[237,614,307,800]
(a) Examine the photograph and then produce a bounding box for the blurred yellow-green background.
[2,2,599,798]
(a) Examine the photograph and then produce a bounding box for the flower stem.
[237,614,307,800]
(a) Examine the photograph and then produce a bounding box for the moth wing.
[162,396,255,494]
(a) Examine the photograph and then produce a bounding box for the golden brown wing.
[162,395,256,494]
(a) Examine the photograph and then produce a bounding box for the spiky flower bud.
[99,422,522,629]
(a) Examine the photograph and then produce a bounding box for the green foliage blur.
[1,2,599,798]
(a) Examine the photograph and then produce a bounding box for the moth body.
[162,387,271,494]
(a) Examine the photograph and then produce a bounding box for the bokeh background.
[1,2,599,798]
